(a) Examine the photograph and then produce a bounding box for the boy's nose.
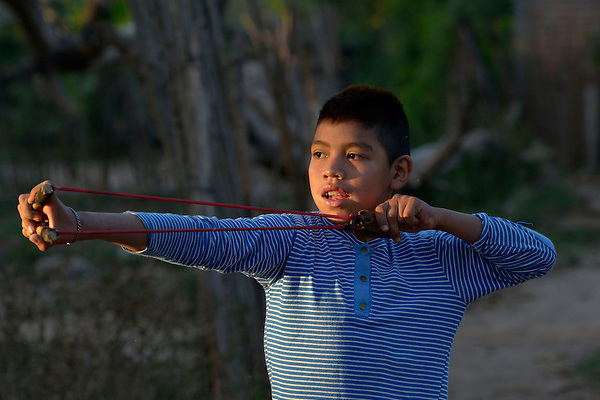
[323,158,345,179]
[324,169,344,179]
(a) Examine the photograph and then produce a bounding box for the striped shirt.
[133,212,556,400]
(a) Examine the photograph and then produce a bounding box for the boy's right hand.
[374,194,483,244]
[374,194,438,243]
[17,180,78,251]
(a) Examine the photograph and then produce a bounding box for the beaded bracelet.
[66,207,81,245]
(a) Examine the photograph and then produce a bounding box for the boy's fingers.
[385,203,404,243]
[375,200,406,242]
[29,234,50,251]
[375,195,432,241]
[374,203,390,232]
[401,209,419,227]
[18,181,58,251]
[18,194,43,237]
[18,204,43,223]
[18,194,31,215]
[21,219,36,235]
[400,197,423,228]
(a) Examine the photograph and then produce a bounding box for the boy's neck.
[350,229,384,243]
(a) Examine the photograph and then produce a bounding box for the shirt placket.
[354,244,372,317]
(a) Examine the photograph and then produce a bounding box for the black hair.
[316,85,410,164]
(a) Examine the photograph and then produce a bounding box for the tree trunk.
[127,1,267,398]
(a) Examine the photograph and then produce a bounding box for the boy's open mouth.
[322,189,350,200]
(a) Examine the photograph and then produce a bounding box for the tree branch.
[1,0,135,112]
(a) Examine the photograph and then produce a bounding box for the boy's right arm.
[18,181,148,252]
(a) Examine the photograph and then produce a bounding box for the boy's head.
[316,85,410,164]
[309,85,413,220]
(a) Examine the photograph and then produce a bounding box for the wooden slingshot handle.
[32,183,59,243]
[32,182,54,210]
[350,210,394,239]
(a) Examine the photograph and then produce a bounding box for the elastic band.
[52,185,352,221]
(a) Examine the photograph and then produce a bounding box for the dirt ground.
[448,251,600,399]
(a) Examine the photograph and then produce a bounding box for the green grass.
[2,197,270,399]
[572,348,600,390]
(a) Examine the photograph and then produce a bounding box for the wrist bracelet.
[67,207,81,245]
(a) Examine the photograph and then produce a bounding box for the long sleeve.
[436,213,556,303]
[130,212,299,284]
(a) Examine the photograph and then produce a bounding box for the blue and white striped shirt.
[133,212,556,400]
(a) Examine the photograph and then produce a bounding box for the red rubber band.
[57,224,347,237]
[53,186,352,221]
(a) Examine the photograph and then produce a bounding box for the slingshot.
[31,182,389,244]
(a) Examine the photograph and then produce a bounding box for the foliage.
[0,12,25,66]
[321,0,514,145]
[1,0,518,163]
[2,0,517,186]
[0,2,160,193]
[40,0,130,30]
[572,347,600,390]
[1,79,82,162]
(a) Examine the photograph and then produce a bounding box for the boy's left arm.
[376,195,556,299]
[374,194,482,243]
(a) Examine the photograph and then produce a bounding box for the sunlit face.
[309,121,402,220]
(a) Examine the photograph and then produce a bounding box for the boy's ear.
[390,155,412,191]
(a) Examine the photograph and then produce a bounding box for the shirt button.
[360,275,367,282]
[359,303,367,310]
[360,247,368,254]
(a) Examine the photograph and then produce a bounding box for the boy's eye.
[312,151,326,159]
[347,153,363,160]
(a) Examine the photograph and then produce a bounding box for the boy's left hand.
[374,195,438,243]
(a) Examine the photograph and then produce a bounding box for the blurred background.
[1,0,599,399]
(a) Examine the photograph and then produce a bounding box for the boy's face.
[309,121,407,220]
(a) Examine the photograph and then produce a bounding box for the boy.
[18,85,556,399]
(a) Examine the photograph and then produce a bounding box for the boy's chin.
[315,198,365,220]
[318,206,359,222]
[325,215,351,224]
